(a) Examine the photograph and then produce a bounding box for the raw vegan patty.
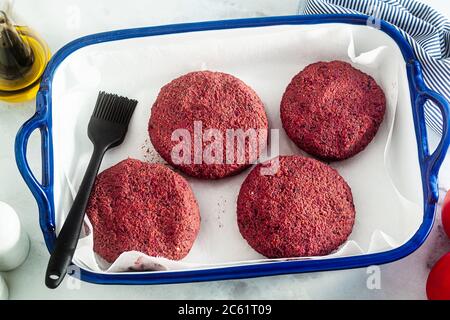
[149,71,268,179]
[281,61,386,160]
[237,155,355,258]
[86,158,200,263]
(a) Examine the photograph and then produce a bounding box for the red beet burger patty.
[86,158,200,263]
[281,61,386,161]
[149,71,268,179]
[237,155,355,258]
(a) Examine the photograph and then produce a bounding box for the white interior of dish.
[50,23,423,274]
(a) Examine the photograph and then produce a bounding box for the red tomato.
[443,190,450,239]
[427,252,450,300]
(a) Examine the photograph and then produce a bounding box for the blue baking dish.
[15,14,450,285]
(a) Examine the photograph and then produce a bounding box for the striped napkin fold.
[299,0,450,135]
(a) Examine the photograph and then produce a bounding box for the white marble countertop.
[1,0,450,299]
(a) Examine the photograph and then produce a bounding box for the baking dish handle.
[15,91,55,237]
[411,61,450,204]
[420,89,450,204]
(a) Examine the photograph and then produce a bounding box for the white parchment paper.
[50,23,423,273]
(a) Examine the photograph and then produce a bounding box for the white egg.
[0,201,29,271]
[0,202,21,253]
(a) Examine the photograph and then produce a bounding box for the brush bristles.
[92,91,138,124]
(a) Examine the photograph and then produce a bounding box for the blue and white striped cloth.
[299,0,450,135]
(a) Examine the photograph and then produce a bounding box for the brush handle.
[45,146,106,289]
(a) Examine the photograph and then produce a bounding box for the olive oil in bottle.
[0,10,50,102]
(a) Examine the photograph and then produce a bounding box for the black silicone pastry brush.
[45,91,138,289]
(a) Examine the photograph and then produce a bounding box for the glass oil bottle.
[0,10,50,103]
